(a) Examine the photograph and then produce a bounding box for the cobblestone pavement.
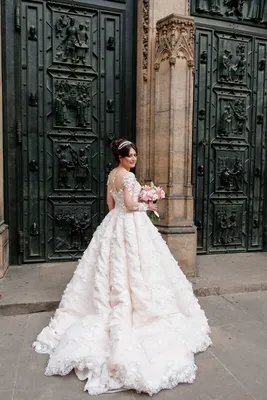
[1,292,267,400]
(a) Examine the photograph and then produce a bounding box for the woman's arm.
[123,187,148,211]
[107,187,115,211]
[123,172,157,212]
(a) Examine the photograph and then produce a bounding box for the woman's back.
[108,167,129,194]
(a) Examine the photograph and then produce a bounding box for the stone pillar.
[0,3,9,278]
[154,14,196,276]
[136,1,197,276]
[136,0,189,184]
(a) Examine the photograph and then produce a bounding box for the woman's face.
[120,147,137,170]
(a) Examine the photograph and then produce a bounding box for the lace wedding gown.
[33,172,211,396]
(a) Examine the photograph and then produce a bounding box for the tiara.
[118,141,132,150]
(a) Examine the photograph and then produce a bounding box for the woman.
[33,139,211,396]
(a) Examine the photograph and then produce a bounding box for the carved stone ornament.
[154,14,194,70]
[143,0,149,81]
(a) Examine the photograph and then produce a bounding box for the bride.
[33,138,211,396]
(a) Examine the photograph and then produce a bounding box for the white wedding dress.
[33,172,211,396]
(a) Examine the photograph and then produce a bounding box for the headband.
[118,141,132,150]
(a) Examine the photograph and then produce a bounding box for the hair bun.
[110,138,125,151]
[110,139,127,158]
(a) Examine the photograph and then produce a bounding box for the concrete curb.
[1,282,267,316]
[193,282,267,297]
[0,301,59,316]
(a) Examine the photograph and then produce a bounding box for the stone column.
[0,3,9,278]
[136,1,197,276]
[136,0,152,185]
[136,0,189,184]
[154,14,196,276]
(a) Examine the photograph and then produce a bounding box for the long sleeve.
[122,173,148,212]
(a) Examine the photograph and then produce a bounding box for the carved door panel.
[3,0,136,263]
[193,19,267,254]
[192,0,267,24]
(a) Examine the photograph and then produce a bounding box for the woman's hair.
[110,138,137,166]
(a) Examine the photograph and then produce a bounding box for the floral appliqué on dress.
[33,171,211,396]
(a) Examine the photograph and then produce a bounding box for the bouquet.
[139,182,165,222]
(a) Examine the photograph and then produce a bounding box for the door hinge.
[16,121,22,143]
[15,6,21,31]
[18,230,24,253]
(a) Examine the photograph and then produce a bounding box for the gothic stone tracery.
[154,15,194,69]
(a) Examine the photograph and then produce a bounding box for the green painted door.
[191,1,267,253]
[3,0,136,263]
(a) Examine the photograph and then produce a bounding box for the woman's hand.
[148,202,157,212]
